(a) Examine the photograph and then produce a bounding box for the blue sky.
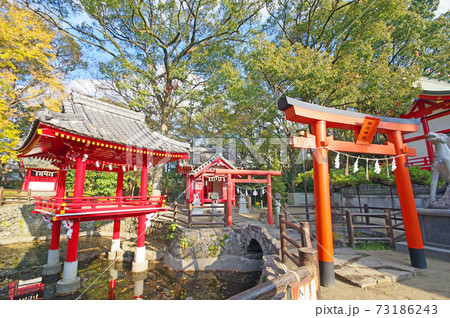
[66,0,450,85]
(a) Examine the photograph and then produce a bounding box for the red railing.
[32,195,167,221]
[407,156,432,170]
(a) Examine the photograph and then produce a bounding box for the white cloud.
[436,0,450,16]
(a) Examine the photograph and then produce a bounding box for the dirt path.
[320,249,450,300]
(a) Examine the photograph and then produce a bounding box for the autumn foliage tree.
[0,0,83,163]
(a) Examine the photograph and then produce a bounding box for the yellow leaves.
[0,1,66,163]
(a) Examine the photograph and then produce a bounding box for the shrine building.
[15,91,189,295]
[21,158,59,192]
[402,77,450,169]
[177,151,238,206]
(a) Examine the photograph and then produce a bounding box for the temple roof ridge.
[67,90,146,122]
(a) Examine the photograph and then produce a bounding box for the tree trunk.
[152,119,169,197]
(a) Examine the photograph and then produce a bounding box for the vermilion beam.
[213,169,282,176]
[291,136,417,156]
[279,96,419,133]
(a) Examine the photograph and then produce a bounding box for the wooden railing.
[0,187,32,206]
[282,203,405,249]
[164,202,226,228]
[227,265,318,300]
[32,195,167,221]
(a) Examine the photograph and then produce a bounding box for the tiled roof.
[420,77,450,95]
[18,91,189,153]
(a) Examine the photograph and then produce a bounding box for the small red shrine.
[177,153,238,206]
[402,77,450,169]
[21,158,59,191]
[15,91,189,295]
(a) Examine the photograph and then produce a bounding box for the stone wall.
[162,222,284,287]
[0,203,140,245]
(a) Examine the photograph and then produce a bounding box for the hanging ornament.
[345,155,349,176]
[109,164,112,170]
[95,161,100,168]
[374,160,381,174]
[391,157,397,171]
[246,189,248,196]
[253,190,258,196]
[366,159,369,181]
[353,157,359,173]
[122,165,126,172]
[236,187,240,194]
[334,152,340,169]
[134,165,137,171]
[261,188,265,195]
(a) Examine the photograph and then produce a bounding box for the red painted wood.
[66,157,86,263]
[21,169,32,190]
[137,165,149,248]
[266,175,273,225]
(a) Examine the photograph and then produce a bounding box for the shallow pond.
[0,238,260,300]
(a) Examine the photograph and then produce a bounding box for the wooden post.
[22,169,32,190]
[345,210,355,248]
[226,173,232,226]
[384,209,395,248]
[300,222,313,248]
[299,247,320,299]
[283,202,288,222]
[364,204,370,225]
[279,214,287,264]
[0,187,3,206]
[188,204,193,228]
[266,175,273,225]
[388,130,426,269]
[173,202,178,223]
[27,189,32,203]
[223,202,227,227]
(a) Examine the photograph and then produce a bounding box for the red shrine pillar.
[266,175,273,225]
[108,169,124,262]
[388,131,427,269]
[132,164,149,272]
[226,173,233,226]
[43,165,67,276]
[56,156,86,294]
[311,120,335,287]
[21,168,32,190]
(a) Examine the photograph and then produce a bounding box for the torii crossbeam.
[278,96,427,288]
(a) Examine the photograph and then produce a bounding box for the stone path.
[233,211,420,289]
[333,248,419,288]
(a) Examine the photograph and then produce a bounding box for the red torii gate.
[278,96,427,287]
[211,169,282,226]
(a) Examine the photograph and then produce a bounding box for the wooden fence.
[0,187,32,206]
[164,202,227,228]
[282,203,405,249]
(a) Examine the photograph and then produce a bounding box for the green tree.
[26,0,264,196]
[0,1,83,163]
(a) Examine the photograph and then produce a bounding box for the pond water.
[0,238,261,300]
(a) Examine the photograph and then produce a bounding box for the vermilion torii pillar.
[213,169,281,226]
[278,96,427,287]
